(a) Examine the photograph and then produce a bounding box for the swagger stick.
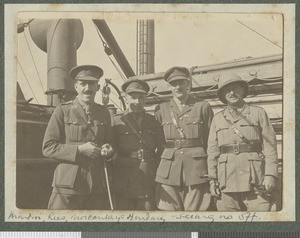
[103,159,114,210]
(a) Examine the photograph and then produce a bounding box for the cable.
[236,20,282,49]
[17,58,39,104]
[93,22,127,82]
[19,19,47,100]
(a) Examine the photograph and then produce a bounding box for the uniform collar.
[170,95,193,116]
[73,98,89,122]
[224,103,250,122]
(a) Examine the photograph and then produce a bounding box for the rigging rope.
[17,58,39,104]
[236,20,282,49]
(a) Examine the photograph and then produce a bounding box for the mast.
[136,20,155,75]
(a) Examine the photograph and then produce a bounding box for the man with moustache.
[154,66,214,211]
[43,65,114,210]
[111,79,164,210]
[207,73,278,211]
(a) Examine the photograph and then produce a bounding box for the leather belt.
[220,143,262,155]
[128,149,155,160]
[165,139,203,149]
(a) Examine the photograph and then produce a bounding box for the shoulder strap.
[221,111,251,144]
[169,108,186,139]
[122,116,149,148]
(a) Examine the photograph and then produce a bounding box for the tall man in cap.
[111,79,164,210]
[154,66,214,211]
[207,73,278,211]
[43,65,114,210]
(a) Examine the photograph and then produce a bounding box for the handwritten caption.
[7,210,261,223]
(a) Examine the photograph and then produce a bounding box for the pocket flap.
[64,118,82,125]
[216,124,229,132]
[162,119,172,125]
[161,149,175,160]
[95,120,107,127]
[53,163,79,188]
[187,118,202,125]
[247,152,264,161]
[192,148,207,158]
[218,155,228,163]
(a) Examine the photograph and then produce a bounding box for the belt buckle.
[138,149,144,160]
[233,143,239,154]
[174,139,181,149]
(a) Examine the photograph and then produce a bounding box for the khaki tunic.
[155,96,214,186]
[112,110,164,199]
[207,104,278,193]
[42,98,113,195]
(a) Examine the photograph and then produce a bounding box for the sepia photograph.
[5,4,295,223]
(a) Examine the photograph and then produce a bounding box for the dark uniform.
[207,73,278,211]
[155,67,214,211]
[112,79,164,210]
[42,65,113,210]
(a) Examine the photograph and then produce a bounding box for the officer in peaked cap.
[207,72,278,211]
[69,65,104,81]
[111,78,164,210]
[154,66,214,211]
[43,64,115,210]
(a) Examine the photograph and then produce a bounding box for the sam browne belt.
[165,139,203,149]
[220,143,262,155]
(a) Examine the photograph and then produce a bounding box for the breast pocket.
[186,118,203,138]
[64,118,86,142]
[216,124,230,145]
[161,119,172,139]
[239,120,261,141]
[94,120,108,143]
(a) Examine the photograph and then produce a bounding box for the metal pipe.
[92,19,135,78]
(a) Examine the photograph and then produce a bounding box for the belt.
[165,139,202,149]
[220,143,262,155]
[128,149,155,160]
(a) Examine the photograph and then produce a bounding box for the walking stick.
[103,159,114,210]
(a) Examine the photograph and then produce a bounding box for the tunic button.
[139,140,142,143]
[125,132,129,135]
[180,117,183,120]
[139,131,142,133]
[180,151,184,154]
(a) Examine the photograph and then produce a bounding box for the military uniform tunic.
[42,98,113,209]
[207,103,278,211]
[111,110,164,210]
[155,96,214,210]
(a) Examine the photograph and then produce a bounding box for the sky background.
[17,12,283,105]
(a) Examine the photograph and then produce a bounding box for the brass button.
[180,151,184,154]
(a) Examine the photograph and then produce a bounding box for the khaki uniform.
[207,104,278,211]
[155,96,214,210]
[112,110,164,210]
[42,98,113,209]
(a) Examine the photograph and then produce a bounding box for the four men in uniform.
[43,65,279,211]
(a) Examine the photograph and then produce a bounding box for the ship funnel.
[29,19,84,106]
